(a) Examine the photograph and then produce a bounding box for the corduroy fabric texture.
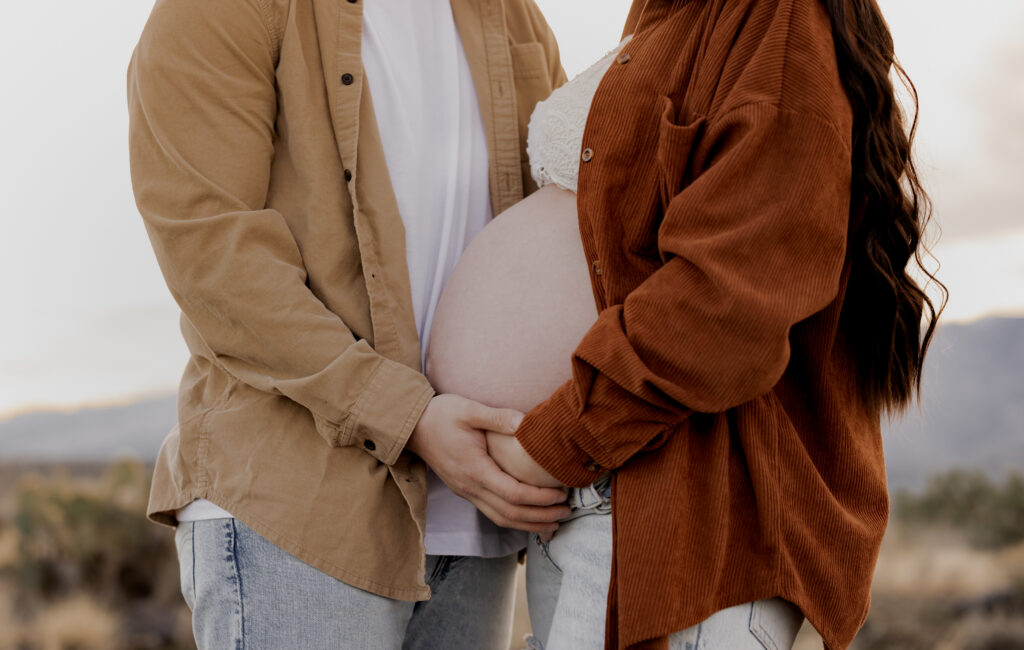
[514,0,887,648]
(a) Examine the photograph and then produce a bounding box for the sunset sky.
[1,0,1021,418]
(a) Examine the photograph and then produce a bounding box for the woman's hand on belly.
[486,431,564,489]
[407,394,571,533]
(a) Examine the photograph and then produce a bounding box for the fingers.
[448,455,569,531]
[480,485,570,524]
[475,454,568,506]
[423,414,568,532]
[474,499,561,534]
[463,400,524,435]
[472,467,570,531]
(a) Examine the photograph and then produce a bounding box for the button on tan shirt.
[127,0,566,600]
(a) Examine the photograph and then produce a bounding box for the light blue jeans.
[525,477,804,650]
[175,518,518,650]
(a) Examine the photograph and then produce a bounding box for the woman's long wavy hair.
[822,0,947,414]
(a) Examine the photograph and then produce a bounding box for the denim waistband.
[563,473,612,521]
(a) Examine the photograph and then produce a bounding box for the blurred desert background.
[1,0,1022,648]
[2,317,1022,649]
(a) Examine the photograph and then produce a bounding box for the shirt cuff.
[333,357,435,465]
[514,381,608,488]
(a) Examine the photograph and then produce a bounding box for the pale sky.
[0,0,1021,418]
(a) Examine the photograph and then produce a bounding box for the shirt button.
[591,259,602,276]
[341,73,355,85]
[581,147,594,163]
[344,169,353,182]
[584,460,603,473]
[363,439,376,451]
[616,52,631,64]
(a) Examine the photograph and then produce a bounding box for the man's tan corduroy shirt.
[128,0,566,600]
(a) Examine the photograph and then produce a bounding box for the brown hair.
[822,0,947,412]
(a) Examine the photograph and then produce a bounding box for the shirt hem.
[147,490,432,602]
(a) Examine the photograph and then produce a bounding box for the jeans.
[175,518,518,650]
[525,478,803,650]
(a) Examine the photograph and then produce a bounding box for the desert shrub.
[29,595,120,650]
[12,460,170,602]
[3,459,192,650]
[894,470,1024,549]
[944,614,1024,650]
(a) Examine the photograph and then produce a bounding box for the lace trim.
[527,36,632,194]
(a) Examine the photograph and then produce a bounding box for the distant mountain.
[0,317,1021,489]
[883,316,1024,489]
[0,394,176,462]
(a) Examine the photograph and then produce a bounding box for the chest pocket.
[655,95,706,212]
[510,41,551,80]
[625,95,706,260]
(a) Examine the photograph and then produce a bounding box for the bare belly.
[425,184,598,414]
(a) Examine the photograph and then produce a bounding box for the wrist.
[516,386,606,488]
[405,398,436,458]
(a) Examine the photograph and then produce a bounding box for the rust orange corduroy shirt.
[514,0,887,648]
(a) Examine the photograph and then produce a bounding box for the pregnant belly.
[425,184,599,414]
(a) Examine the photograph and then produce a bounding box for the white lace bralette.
[527,36,632,194]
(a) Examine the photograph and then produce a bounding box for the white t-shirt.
[361,0,491,364]
[362,0,525,559]
[178,0,526,559]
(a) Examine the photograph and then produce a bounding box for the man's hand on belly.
[406,394,570,533]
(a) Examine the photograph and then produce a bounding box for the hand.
[407,394,570,533]
[486,431,563,489]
